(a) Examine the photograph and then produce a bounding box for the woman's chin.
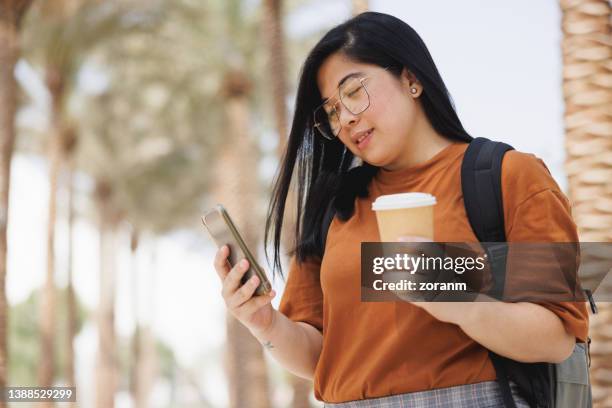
[360,153,391,168]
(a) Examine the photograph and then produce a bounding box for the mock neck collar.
[374,142,466,186]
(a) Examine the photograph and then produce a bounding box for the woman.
[213,12,588,407]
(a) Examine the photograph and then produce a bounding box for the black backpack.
[460,137,594,408]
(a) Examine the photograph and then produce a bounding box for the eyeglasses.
[313,67,388,141]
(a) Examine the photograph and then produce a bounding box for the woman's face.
[316,53,422,169]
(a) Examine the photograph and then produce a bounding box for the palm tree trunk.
[263,1,314,405]
[263,0,297,256]
[0,3,33,405]
[351,0,368,16]
[65,154,77,400]
[131,243,158,408]
[129,229,144,408]
[137,326,157,408]
[560,1,612,407]
[59,123,78,403]
[131,325,142,408]
[38,67,66,403]
[217,71,271,408]
[263,0,288,156]
[94,180,117,408]
[0,10,18,406]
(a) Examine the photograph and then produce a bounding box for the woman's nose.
[338,105,359,128]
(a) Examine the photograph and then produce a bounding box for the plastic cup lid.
[372,192,437,211]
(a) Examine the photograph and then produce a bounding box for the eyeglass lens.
[314,77,370,139]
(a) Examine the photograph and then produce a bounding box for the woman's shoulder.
[499,149,577,241]
[501,149,564,204]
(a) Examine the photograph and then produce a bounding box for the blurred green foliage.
[8,287,87,386]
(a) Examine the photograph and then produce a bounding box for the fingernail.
[251,276,259,285]
[241,259,248,268]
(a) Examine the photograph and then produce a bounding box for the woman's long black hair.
[265,12,472,279]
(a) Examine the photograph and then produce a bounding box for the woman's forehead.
[317,54,375,100]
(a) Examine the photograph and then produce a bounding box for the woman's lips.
[357,129,373,150]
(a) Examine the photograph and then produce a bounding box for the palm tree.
[217,68,271,408]
[30,2,83,389]
[93,179,119,408]
[126,233,156,408]
[60,124,78,403]
[71,7,221,398]
[129,228,143,408]
[0,1,34,402]
[263,0,288,156]
[73,0,275,404]
[20,1,157,396]
[39,62,63,395]
[212,0,273,405]
[559,1,611,407]
[262,1,314,406]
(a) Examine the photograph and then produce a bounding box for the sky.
[9,1,569,407]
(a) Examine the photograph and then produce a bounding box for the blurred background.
[0,0,610,407]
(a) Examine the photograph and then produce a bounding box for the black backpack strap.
[461,137,513,242]
[461,137,514,299]
[462,138,521,408]
[491,353,519,408]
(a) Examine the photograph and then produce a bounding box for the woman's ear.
[400,68,422,97]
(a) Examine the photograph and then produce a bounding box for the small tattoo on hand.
[263,341,274,350]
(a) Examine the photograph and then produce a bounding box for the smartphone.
[202,204,272,296]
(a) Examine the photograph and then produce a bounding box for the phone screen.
[202,206,272,296]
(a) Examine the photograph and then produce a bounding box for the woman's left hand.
[395,236,576,362]
[395,235,480,325]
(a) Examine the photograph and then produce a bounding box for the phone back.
[202,207,271,296]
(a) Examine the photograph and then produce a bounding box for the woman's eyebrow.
[321,71,364,101]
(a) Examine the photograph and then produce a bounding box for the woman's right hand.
[214,245,277,336]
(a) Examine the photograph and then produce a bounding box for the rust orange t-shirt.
[278,142,589,403]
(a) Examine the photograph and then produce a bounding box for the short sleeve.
[278,256,324,333]
[502,152,589,342]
